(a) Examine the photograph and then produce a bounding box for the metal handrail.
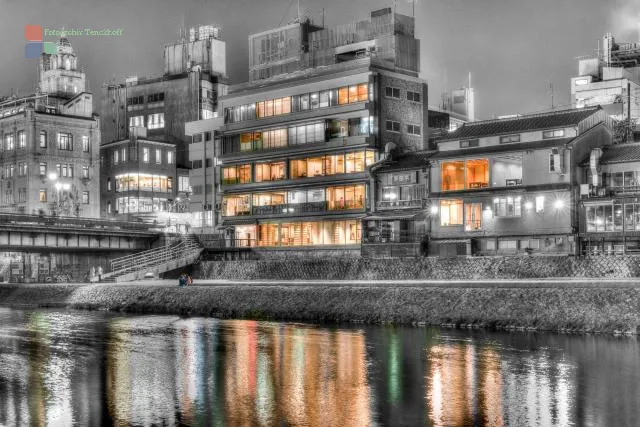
[109,236,202,276]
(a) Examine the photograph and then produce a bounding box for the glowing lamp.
[430,205,439,215]
[524,201,533,210]
[48,172,58,181]
[553,200,564,209]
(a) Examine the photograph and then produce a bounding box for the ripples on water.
[0,307,638,426]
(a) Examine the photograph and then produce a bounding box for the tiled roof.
[598,143,640,164]
[438,107,601,141]
[430,138,573,160]
[373,151,435,172]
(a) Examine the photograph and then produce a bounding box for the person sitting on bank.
[178,273,187,287]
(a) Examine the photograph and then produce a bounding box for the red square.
[25,25,42,41]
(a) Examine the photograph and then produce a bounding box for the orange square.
[24,24,42,41]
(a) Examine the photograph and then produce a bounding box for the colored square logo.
[43,42,57,54]
[25,41,43,58]
[25,24,42,41]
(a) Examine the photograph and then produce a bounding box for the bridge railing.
[0,212,154,232]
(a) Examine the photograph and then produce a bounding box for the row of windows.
[221,151,376,184]
[440,157,525,192]
[129,113,165,129]
[222,117,373,155]
[2,132,89,152]
[586,203,640,232]
[2,162,90,179]
[233,220,361,247]
[224,83,370,124]
[107,174,173,193]
[111,146,174,166]
[385,86,422,103]
[222,184,366,217]
[458,130,566,149]
[438,196,546,227]
[36,190,91,204]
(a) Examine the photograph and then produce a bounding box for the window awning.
[221,217,257,226]
[365,211,424,221]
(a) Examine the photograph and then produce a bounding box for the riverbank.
[1,280,640,334]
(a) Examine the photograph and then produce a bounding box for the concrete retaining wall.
[196,255,640,280]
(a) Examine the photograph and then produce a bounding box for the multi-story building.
[186,8,428,255]
[428,107,612,257]
[572,33,640,141]
[579,142,640,255]
[0,37,100,217]
[100,25,227,221]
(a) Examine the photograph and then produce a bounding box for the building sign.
[389,171,418,185]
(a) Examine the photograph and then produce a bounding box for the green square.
[43,42,57,54]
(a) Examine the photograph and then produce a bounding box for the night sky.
[0,0,638,119]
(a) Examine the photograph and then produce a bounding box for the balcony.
[376,199,423,209]
[223,200,366,218]
[611,185,640,196]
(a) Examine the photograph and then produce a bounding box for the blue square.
[25,41,43,58]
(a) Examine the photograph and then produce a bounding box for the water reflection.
[0,308,639,426]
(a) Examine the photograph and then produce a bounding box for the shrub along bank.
[0,281,639,335]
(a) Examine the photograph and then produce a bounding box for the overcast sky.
[0,0,638,119]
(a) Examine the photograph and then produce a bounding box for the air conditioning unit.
[214,203,222,211]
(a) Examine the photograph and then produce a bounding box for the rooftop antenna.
[297,0,300,22]
[468,71,471,89]
[550,83,555,110]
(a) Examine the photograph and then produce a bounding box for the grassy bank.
[1,282,639,334]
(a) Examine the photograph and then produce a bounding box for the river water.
[0,308,638,426]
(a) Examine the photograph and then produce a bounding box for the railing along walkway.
[108,236,202,278]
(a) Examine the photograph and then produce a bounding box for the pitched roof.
[598,143,640,164]
[373,150,435,172]
[438,107,601,141]
[430,138,573,160]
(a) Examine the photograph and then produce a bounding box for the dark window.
[385,120,400,132]
[385,87,400,99]
[407,91,421,102]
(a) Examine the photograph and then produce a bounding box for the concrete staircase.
[96,235,204,283]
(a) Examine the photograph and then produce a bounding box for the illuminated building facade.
[0,38,100,218]
[99,128,185,219]
[100,25,227,220]
[428,107,612,256]
[186,8,428,252]
[578,142,640,254]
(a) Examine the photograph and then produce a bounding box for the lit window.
[82,166,89,179]
[121,148,126,163]
[494,196,522,217]
[57,133,73,151]
[440,200,463,226]
[5,134,14,150]
[129,115,144,127]
[107,178,111,191]
[147,113,165,129]
[167,151,174,164]
[17,131,25,149]
[39,163,47,176]
[441,161,465,191]
[39,190,47,202]
[107,202,111,214]
[143,148,149,163]
[113,150,119,165]
[535,196,544,213]
[465,159,489,189]
[82,191,89,204]
[40,131,47,148]
[575,78,589,86]
[156,149,162,164]
[82,136,90,152]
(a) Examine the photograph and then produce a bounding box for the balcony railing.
[611,185,640,196]
[464,220,482,231]
[376,199,423,209]
[222,200,365,217]
[363,231,423,244]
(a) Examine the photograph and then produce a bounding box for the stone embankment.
[196,255,640,280]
